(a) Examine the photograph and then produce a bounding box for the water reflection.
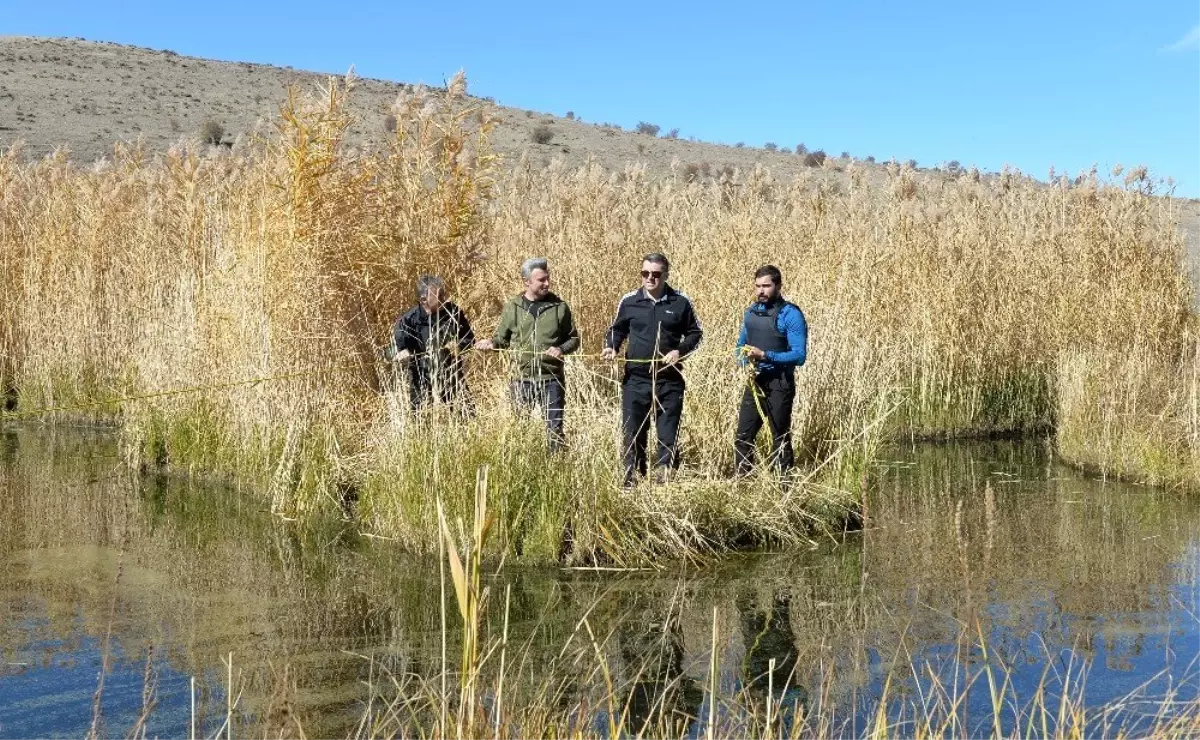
[736,591,805,705]
[614,591,703,735]
[0,430,1196,737]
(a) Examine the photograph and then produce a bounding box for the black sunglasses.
[640,270,663,279]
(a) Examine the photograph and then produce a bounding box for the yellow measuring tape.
[1,346,780,423]
[485,345,773,427]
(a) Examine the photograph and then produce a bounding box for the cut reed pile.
[0,74,1192,563]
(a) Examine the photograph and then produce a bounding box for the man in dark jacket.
[475,257,580,451]
[734,265,808,475]
[602,253,703,488]
[391,275,475,412]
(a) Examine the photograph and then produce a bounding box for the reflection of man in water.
[737,592,807,714]
[617,596,703,735]
[1,430,17,465]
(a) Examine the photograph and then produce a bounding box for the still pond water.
[0,428,1196,737]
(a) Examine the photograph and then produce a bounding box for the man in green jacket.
[475,257,580,451]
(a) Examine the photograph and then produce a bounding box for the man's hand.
[600,347,617,361]
[544,346,564,360]
[395,349,412,363]
[745,346,765,362]
[662,349,682,366]
[474,339,495,351]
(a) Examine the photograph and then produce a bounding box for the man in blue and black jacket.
[602,253,704,488]
[735,265,808,475]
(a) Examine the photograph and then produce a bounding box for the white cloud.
[1163,24,1200,52]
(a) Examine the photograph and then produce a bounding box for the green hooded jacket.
[491,292,580,380]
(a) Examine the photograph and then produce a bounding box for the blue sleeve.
[765,305,807,367]
[734,313,749,367]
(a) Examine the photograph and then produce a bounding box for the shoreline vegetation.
[1056,345,1200,492]
[0,73,1196,564]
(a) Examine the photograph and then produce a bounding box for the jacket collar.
[640,284,675,304]
[515,292,561,308]
[511,289,556,299]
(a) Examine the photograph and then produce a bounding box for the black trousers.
[621,374,685,477]
[511,376,566,452]
[734,371,795,474]
[409,366,471,413]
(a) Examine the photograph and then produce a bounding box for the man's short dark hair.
[754,265,783,286]
[642,252,670,270]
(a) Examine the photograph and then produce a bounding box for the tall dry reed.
[0,75,1192,562]
[1056,337,1200,491]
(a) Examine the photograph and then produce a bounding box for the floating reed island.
[0,74,1193,564]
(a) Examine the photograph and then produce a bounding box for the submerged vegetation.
[0,73,1195,563]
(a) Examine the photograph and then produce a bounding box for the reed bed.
[0,73,1192,563]
[1056,339,1200,492]
[346,605,1200,740]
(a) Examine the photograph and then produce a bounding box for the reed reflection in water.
[0,430,1196,737]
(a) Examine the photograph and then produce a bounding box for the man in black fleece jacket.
[601,253,703,487]
[391,275,475,412]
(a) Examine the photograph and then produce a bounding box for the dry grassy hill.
[0,36,870,182]
[2,34,1197,269]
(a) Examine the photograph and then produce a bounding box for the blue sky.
[8,1,1199,195]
